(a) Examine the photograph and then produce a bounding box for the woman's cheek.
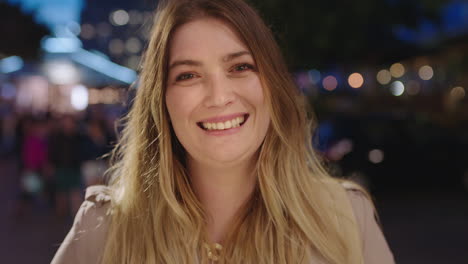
[167,85,202,120]
[238,75,264,104]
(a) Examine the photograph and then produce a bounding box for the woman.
[52,0,394,263]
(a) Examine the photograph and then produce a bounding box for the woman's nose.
[203,73,235,108]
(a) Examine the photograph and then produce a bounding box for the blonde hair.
[102,0,364,263]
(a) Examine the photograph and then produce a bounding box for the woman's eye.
[176,73,195,81]
[233,63,255,72]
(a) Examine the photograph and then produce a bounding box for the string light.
[125,37,142,54]
[418,65,434,80]
[390,81,405,96]
[308,69,321,85]
[377,69,392,85]
[369,149,384,164]
[80,24,95,39]
[322,75,338,91]
[348,73,364,88]
[109,39,125,55]
[390,63,405,78]
[450,86,465,100]
[110,10,130,26]
[71,85,89,111]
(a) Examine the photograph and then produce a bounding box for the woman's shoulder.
[51,185,112,264]
[340,181,380,239]
[341,181,395,264]
[76,185,113,233]
[84,185,112,206]
[341,181,373,221]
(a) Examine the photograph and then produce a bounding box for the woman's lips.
[198,112,247,123]
[197,113,249,131]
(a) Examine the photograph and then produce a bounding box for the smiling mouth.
[197,114,249,131]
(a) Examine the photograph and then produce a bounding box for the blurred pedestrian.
[15,117,48,216]
[0,111,17,157]
[48,115,84,218]
[81,119,110,186]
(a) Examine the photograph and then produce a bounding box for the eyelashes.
[176,73,196,81]
[232,63,256,73]
[173,63,257,83]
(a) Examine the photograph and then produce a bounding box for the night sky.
[7,0,468,42]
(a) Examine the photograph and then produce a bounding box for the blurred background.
[0,0,467,263]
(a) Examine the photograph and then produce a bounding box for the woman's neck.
[188,157,257,244]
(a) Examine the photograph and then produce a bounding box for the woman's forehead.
[168,17,250,63]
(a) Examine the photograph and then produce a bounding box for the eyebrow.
[169,51,251,70]
[169,59,202,70]
[222,51,251,62]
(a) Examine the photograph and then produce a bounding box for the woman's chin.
[193,150,255,169]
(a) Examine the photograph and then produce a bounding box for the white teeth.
[201,116,246,131]
[231,118,238,127]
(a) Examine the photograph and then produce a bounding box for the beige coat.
[51,185,395,264]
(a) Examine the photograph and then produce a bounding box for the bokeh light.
[16,76,49,111]
[348,72,364,88]
[101,87,121,104]
[110,10,129,26]
[125,37,142,54]
[376,69,392,85]
[390,63,405,78]
[45,62,79,85]
[418,65,434,80]
[390,81,405,96]
[369,149,384,164]
[322,75,338,91]
[109,39,125,55]
[308,69,321,85]
[328,139,354,161]
[450,86,465,100]
[71,85,89,111]
[80,24,95,39]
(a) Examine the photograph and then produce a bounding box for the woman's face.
[165,18,270,168]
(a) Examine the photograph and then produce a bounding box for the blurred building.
[79,0,156,71]
[1,0,138,115]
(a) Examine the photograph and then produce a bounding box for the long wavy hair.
[102,0,364,263]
